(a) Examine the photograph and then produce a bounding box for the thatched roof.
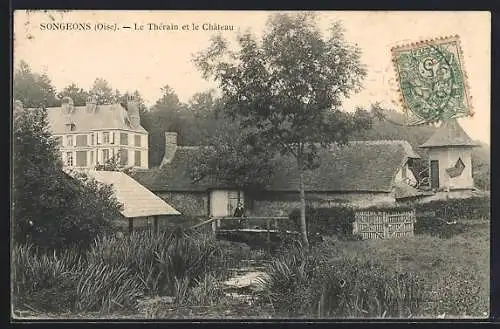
[134,140,420,193]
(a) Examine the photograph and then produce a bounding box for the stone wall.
[157,191,209,217]
[152,190,395,219]
[247,191,395,216]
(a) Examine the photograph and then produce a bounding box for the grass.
[12,219,489,319]
[310,220,490,318]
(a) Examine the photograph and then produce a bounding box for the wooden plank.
[215,216,289,221]
[217,229,299,234]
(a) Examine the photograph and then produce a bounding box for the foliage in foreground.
[13,103,123,251]
[12,230,228,315]
[257,241,423,318]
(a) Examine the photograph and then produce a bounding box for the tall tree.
[194,13,372,249]
[190,122,275,190]
[13,101,123,250]
[89,78,116,105]
[13,60,59,108]
[145,85,187,166]
[57,83,90,106]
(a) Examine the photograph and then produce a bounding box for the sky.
[13,10,491,144]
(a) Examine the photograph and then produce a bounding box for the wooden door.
[430,160,440,189]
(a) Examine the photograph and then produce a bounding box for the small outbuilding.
[85,170,181,232]
[419,119,479,193]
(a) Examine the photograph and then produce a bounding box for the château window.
[66,135,73,147]
[102,149,110,163]
[134,135,141,147]
[90,151,94,165]
[76,151,87,167]
[134,150,141,166]
[119,149,128,166]
[76,135,88,147]
[56,136,63,146]
[90,133,94,145]
[103,132,110,144]
[66,152,73,166]
[120,133,129,145]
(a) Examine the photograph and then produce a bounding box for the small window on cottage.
[134,150,141,167]
[76,135,88,146]
[120,133,128,145]
[76,151,87,167]
[66,152,73,166]
[119,149,128,166]
[102,149,110,163]
[66,135,73,147]
[103,132,110,144]
[134,135,141,147]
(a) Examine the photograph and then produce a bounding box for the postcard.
[12,10,490,320]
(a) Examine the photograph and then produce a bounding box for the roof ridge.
[348,139,409,145]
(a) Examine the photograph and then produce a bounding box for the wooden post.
[383,212,388,239]
[266,218,271,252]
[211,218,217,234]
[128,218,133,234]
[154,216,159,233]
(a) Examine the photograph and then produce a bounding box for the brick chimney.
[86,95,97,112]
[126,95,140,129]
[160,132,177,166]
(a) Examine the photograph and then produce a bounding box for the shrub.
[257,241,322,316]
[13,229,229,316]
[310,258,423,318]
[288,206,356,240]
[13,105,123,251]
[415,196,490,222]
[12,244,81,313]
[414,217,468,238]
[75,262,143,313]
[258,244,423,318]
[186,273,225,306]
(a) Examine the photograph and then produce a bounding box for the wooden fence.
[353,209,416,240]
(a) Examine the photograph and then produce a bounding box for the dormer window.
[65,123,75,132]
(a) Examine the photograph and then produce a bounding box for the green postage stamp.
[392,35,473,125]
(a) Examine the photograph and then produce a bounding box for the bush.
[13,106,123,251]
[257,241,322,315]
[415,196,490,222]
[12,244,82,313]
[258,243,424,318]
[13,229,229,315]
[75,262,143,313]
[414,217,468,238]
[288,206,356,240]
[310,258,423,318]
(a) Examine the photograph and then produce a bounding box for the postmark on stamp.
[391,35,473,125]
